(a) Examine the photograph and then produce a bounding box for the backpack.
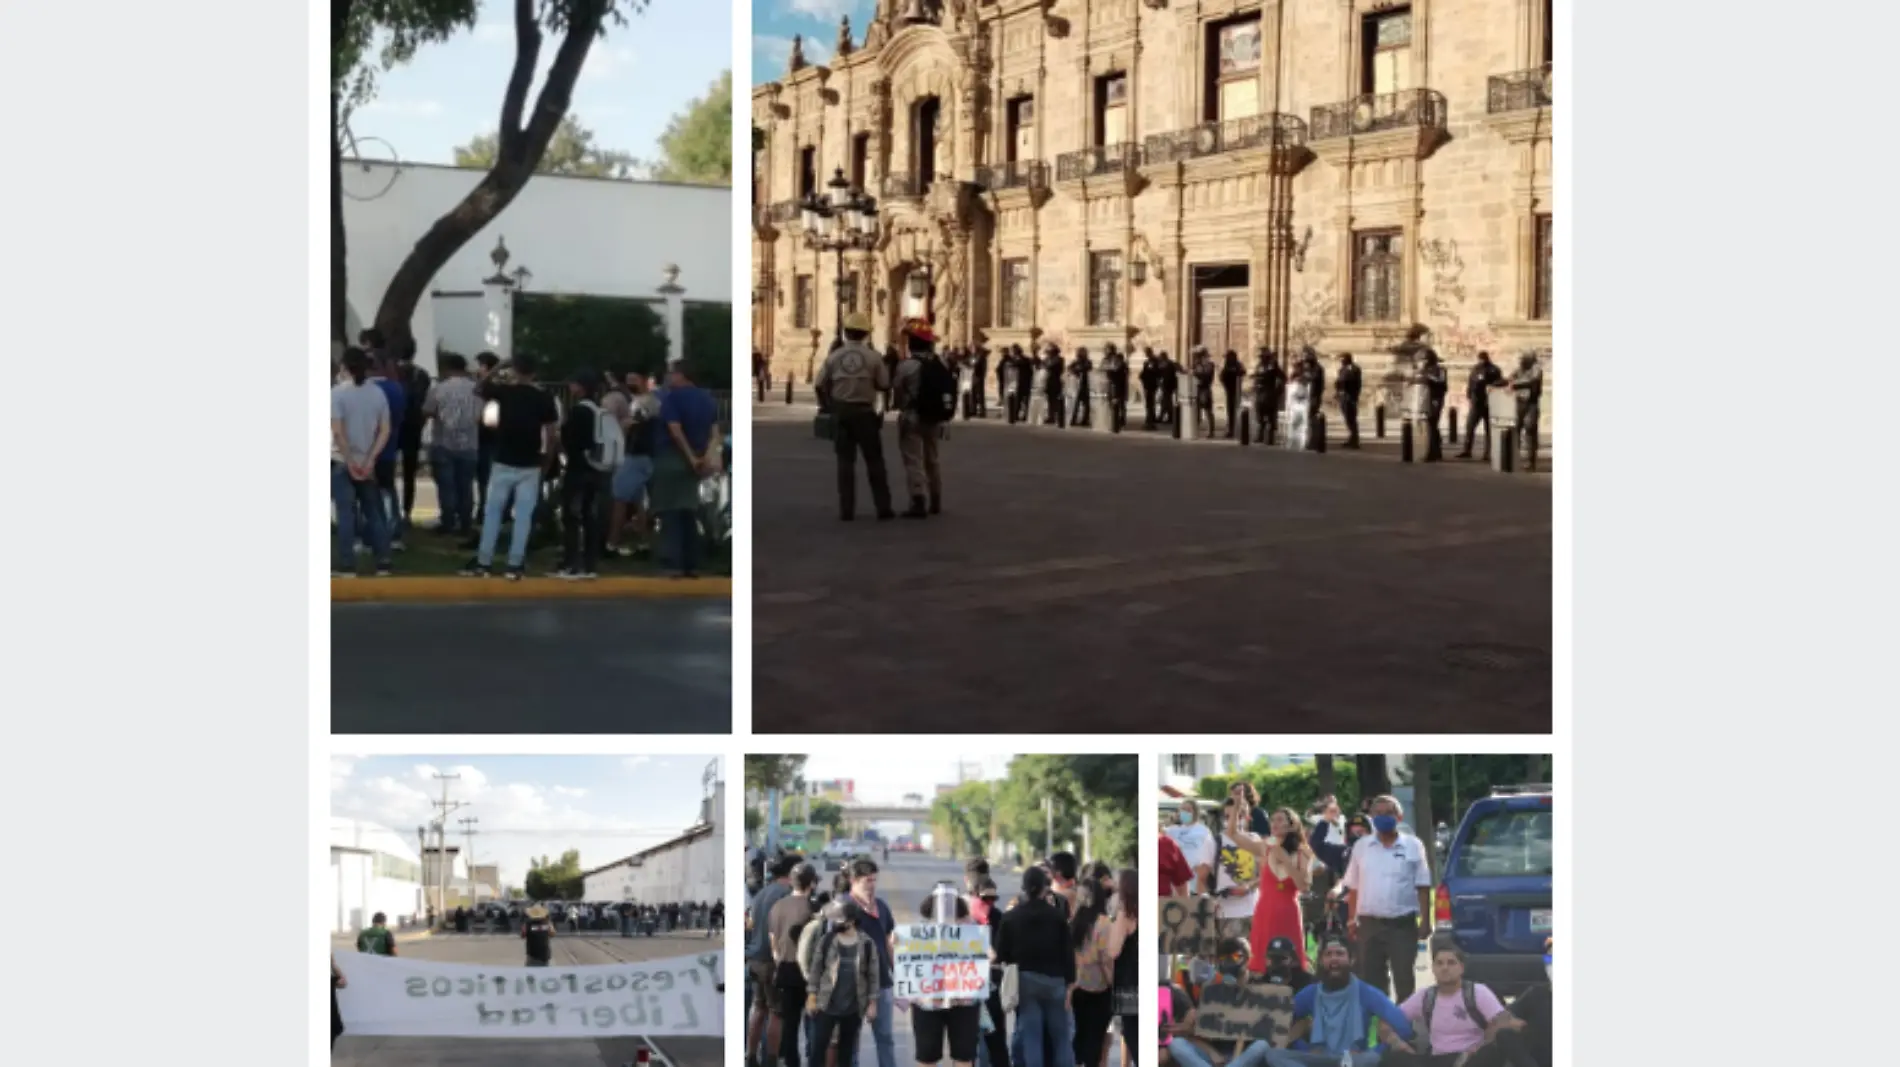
[1417,981,1489,1055]
[911,356,956,423]
[578,400,625,472]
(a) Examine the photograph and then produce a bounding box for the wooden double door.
[1197,288,1251,357]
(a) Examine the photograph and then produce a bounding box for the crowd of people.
[330,328,726,579]
[742,848,1141,1067]
[763,327,1546,470]
[1160,788,1551,1067]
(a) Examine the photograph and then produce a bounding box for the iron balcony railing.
[1487,64,1552,113]
[881,172,923,199]
[1055,142,1143,182]
[1308,88,1449,141]
[974,159,1049,191]
[1143,113,1309,165]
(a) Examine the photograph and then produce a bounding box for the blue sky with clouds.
[348,1,732,166]
[753,0,876,85]
[331,754,723,889]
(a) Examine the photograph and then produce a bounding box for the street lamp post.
[802,167,879,347]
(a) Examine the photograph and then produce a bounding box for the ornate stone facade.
[751,0,1554,402]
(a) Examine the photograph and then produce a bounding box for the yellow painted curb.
[331,576,732,603]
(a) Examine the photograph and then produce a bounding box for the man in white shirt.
[1342,794,1435,1002]
[1166,799,1217,895]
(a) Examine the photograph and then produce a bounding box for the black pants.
[775,976,808,1067]
[1110,383,1128,430]
[809,1011,863,1067]
[399,435,423,519]
[1015,386,1032,422]
[1142,386,1157,428]
[1340,395,1361,444]
[973,381,987,416]
[1119,1013,1136,1067]
[561,468,607,569]
[1424,403,1446,460]
[1461,403,1491,457]
[1071,987,1115,1067]
[1195,394,1215,435]
[834,405,893,518]
[1045,390,1065,427]
[1256,402,1279,444]
[1354,914,1421,1001]
[1159,389,1176,422]
[1223,390,1240,437]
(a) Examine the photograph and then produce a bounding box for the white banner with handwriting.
[892,924,990,1009]
[335,949,722,1038]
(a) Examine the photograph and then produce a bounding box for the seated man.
[1262,936,1415,1067]
[1380,941,1538,1066]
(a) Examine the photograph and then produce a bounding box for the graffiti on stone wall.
[1419,238,1498,362]
[1287,284,1337,354]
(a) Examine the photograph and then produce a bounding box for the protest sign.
[1192,979,1296,1046]
[1158,896,1250,960]
[334,950,722,1038]
[892,923,991,1008]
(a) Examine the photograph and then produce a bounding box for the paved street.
[753,405,1550,732]
[333,929,722,1067]
[331,601,731,733]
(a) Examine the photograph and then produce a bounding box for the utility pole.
[432,772,466,925]
[1082,811,1091,864]
[460,816,481,903]
[1044,796,1053,857]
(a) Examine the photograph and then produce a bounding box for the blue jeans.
[857,986,895,1067]
[332,462,390,570]
[1261,1050,1381,1067]
[478,463,542,567]
[1165,1041,1215,1067]
[660,509,701,574]
[1016,972,1075,1067]
[431,446,479,532]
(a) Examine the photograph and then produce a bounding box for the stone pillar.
[658,264,687,366]
[482,275,515,362]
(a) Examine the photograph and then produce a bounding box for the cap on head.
[843,311,872,334]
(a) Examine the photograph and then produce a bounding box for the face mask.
[1372,815,1399,834]
[1178,810,1195,825]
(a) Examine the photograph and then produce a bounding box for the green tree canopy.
[809,798,845,831]
[454,113,637,178]
[524,848,586,901]
[647,71,732,185]
[745,755,806,793]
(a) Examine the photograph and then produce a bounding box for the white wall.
[341,161,731,370]
[582,829,722,905]
[331,850,423,933]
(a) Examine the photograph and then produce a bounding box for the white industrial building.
[581,781,725,905]
[329,817,425,933]
[340,159,732,372]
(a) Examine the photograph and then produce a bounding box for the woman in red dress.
[1225,804,1315,973]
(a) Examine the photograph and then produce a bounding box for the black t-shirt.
[561,400,596,470]
[522,918,554,962]
[490,384,560,468]
[399,364,432,440]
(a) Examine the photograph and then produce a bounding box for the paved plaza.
[753,404,1550,732]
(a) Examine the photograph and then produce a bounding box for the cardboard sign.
[333,950,723,1039]
[1157,896,1251,960]
[892,923,991,1008]
[1192,979,1296,1046]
